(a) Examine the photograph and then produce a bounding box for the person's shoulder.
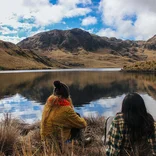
[45,95,58,108]
[115,112,124,119]
[113,112,124,124]
[47,95,57,102]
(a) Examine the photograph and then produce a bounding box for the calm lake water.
[0,68,156,123]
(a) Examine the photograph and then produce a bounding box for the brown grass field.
[0,114,106,156]
[123,60,156,72]
[40,48,156,69]
[0,114,154,155]
[0,45,156,70]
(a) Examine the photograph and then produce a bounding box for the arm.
[106,119,123,156]
[65,108,87,129]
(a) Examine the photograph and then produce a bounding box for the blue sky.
[0,0,156,43]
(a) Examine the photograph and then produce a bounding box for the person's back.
[40,81,87,143]
[106,93,156,156]
[41,95,86,141]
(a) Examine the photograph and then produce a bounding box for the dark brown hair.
[121,92,154,142]
[53,81,70,99]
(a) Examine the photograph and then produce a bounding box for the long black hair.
[121,92,154,142]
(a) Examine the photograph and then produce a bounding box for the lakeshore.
[0,115,105,156]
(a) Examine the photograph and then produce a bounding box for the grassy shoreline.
[0,114,105,156]
[122,61,156,73]
[0,114,154,155]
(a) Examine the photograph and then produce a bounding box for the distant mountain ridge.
[17,28,138,52]
[17,28,156,57]
[1,28,156,70]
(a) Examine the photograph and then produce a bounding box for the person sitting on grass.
[106,92,156,156]
[40,80,87,149]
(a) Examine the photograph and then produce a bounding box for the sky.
[0,0,156,44]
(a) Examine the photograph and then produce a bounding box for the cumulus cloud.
[81,16,97,26]
[0,0,92,43]
[0,36,25,44]
[58,0,91,8]
[0,27,17,35]
[0,0,91,26]
[65,8,91,18]
[98,0,156,40]
[97,28,118,38]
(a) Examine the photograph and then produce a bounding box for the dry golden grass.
[40,49,136,68]
[143,49,156,61]
[0,49,49,70]
[41,48,156,68]
[123,60,156,72]
[0,114,106,156]
[1,44,156,70]
[0,114,154,156]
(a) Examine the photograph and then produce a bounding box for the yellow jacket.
[40,95,87,141]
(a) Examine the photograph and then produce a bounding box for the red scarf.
[48,96,71,107]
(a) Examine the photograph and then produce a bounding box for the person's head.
[121,92,147,116]
[53,80,70,99]
[121,92,154,142]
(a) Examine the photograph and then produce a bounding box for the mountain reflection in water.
[0,70,156,123]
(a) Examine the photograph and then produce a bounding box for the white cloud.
[58,0,91,8]
[29,27,49,37]
[85,28,94,34]
[0,27,17,35]
[81,16,97,26]
[0,0,91,26]
[99,0,156,40]
[97,28,118,38]
[0,0,92,43]
[0,36,25,44]
[65,8,91,17]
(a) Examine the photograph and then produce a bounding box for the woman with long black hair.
[106,92,156,156]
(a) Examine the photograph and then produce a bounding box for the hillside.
[1,28,156,69]
[145,35,156,50]
[17,28,156,68]
[0,40,66,70]
[122,61,156,72]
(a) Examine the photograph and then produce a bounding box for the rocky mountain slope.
[18,28,139,55]
[0,40,64,70]
[1,28,156,69]
[16,28,156,68]
[145,35,156,50]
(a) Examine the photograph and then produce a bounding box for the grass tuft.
[0,114,106,156]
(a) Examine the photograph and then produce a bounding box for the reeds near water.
[123,60,156,72]
[0,114,106,156]
[0,114,152,156]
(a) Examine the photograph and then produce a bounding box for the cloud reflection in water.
[0,94,43,123]
[75,94,156,120]
[0,93,156,123]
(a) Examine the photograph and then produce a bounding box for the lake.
[0,68,156,123]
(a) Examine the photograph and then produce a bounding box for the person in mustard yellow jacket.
[40,80,87,144]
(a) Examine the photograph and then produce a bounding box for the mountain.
[0,40,64,70]
[17,28,138,54]
[1,28,156,69]
[145,35,156,50]
[17,28,154,68]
